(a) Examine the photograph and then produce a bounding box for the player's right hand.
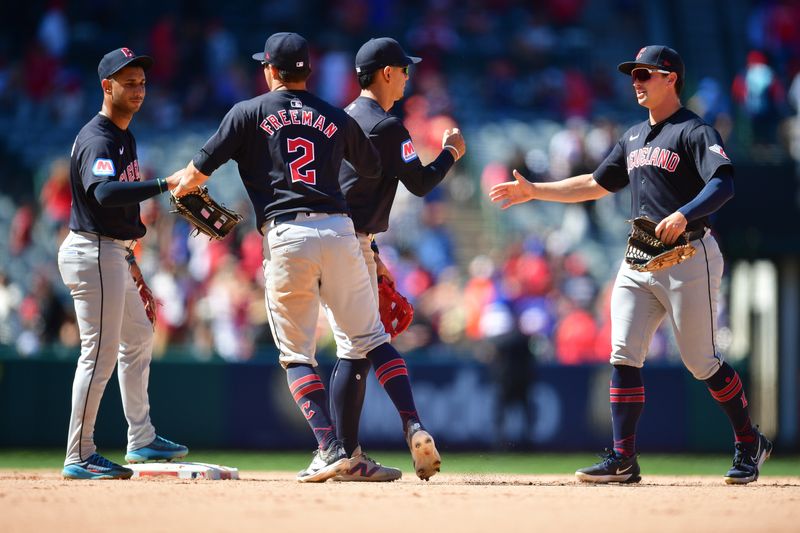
[488,169,535,209]
[442,128,466,161]
[164,170,183,192]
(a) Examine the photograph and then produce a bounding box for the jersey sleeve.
[343,114,381,180]
[79,136,120,191]
[193,104,247,176]
[686,124,734,183]
[372,117,454,196]
[592,139,629,192]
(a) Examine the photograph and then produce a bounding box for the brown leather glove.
[625,217,697,272]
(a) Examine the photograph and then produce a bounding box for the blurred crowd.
[1,0,797,364]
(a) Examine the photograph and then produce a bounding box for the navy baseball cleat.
[333,446,402,482]
[725,428,773,485]
[296,440,350,483]
[405,420,441,481]
[575,449,641,483]
[125,435,189,463]
[62,453,133,480]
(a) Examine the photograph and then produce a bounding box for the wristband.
[443,144,460,160]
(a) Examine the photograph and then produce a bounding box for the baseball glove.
[625,217,697,272]
[170,186,243,240]
[378,276,414,339]
[126,252,157,328]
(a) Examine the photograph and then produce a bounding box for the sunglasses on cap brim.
[631,67,671,82]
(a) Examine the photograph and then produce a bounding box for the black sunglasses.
[388,65,409,75]
[631,67,671,83]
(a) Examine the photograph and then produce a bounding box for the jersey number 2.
[287,137,316,185]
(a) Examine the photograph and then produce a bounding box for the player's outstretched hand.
[442,128,466,161]
[164,170,184,193]
[489,169,535,209]
[655,211,688,245]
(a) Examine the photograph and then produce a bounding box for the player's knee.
[684,356,720,381]
[609,352,644,368]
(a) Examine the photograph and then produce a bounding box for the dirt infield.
[2,470,799,533]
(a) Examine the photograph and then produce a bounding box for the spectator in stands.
[0,270,22,346]
[732,50,787,147]
[688,77,733,141]
[414,191,457,278]
[39,158,72,228]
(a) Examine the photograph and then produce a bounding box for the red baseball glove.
[127,252,157,328]
[377,275,414,339]
[134,274,157,327]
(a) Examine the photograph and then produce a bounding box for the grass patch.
[2,450,798,477]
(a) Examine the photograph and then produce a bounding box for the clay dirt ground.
[1,471,799,533]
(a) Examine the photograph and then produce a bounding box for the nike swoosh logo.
[616,465,633,475]
[750,441,762,464]
[629,133,640,141]
[119,147,124,155]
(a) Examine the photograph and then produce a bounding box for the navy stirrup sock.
[610,365,645,457]
[367,343,419,431]
[329,358,371,456]
[705,362,756,444]
[286,363,336,450]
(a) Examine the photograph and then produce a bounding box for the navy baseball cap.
[98,47,153,80]
[355,38,421,74]
[618,45,684,80]
[252,32,310,71]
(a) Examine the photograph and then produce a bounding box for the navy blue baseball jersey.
[68,114,146,239]
[193,90,381,233]
[593,107,733,231]
[338,96,454,234]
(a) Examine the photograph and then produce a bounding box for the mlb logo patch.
[709,144,729,160]
[92,158,115,176]
[401,139,418,163]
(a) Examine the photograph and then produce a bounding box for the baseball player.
[170,32,433,482]
[59,47,188,480]
[330,37,465,482]
[490,45,772,485]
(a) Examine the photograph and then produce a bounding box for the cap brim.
[252,52,265,62]
[406,55,422,65]
[618,61,661,74]
[107,56,153,78]
[129,56,153,71]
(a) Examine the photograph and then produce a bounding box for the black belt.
[270,212,347,227]
[273,212,298,225]
[684,228,706,242]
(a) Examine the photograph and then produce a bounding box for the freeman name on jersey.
[626,146,680,173]
[259,108,338,138]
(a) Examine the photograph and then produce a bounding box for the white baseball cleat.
[296,440,350,483]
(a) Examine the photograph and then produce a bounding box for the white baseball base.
[126,462,239,480]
